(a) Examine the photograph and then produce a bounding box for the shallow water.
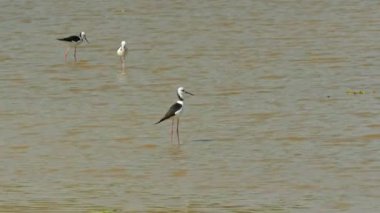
[1,0,380,212]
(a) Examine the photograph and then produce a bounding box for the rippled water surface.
[1,0,380,212]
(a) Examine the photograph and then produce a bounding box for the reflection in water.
[116,70,128,82]
[0,0,380,212]
[168,145,186,161]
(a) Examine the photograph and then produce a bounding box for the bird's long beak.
[184,90,194,96]
[84,36,89,43]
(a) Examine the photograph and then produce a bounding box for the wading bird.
[117,40,128,70]
[57,32,89,62]
[156,87,194,144]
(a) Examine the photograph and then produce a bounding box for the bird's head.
[80,32,89,43]
[177,87,194,100]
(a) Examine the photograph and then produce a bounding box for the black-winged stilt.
[156,87,194,144]
[117,40,128,70]
[57,32,89,62]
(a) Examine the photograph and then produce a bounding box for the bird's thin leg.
[64,47,69,62]
[176,117,180,144]
[171,118,174,144]
[121,57,125,71]
[74,47,77,62]
[120,57,123,70]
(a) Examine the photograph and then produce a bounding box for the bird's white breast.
[174,101,184,116]
[117,47,124,56]
[69,40,83,47]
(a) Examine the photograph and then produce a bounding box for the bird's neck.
[177,94,184,101]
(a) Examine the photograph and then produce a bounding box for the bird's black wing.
[155,103,182,124]
[57,35,80,42]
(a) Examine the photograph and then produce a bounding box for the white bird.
[117,40,128,70]
[57,32,89,62]
[156,87,194,144]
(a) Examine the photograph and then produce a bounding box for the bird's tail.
[155,119,164,124]
[155,115,171,124]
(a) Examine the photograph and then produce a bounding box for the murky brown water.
[1,0,380,212]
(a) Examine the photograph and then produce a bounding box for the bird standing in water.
[156,87,194,144]
[117,40,128,70]
[57,32,89,62]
